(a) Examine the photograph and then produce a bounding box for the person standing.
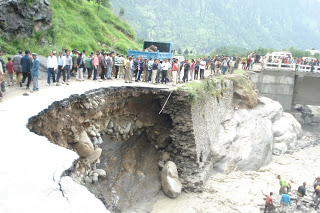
[229,58,235,74]
[119,55,124,79]
[12,50,23,87]
[47,51,57,86]
[76,53,84,81]
[124,57,132,83]
[0,50,6,92]
[114,53,120,78]
[71,50,78,76]
[172,59,178,86]
[190,59,195,81]
[161,58,169,84]
[100,53,106,80]
[56,52,65,84]
[167,58,172,82]
[210,58,215,75]
[246,57,252,70]
[85,53,93,79]
[92,53,99,81]
[21,50,32,89]
[200,58,206,79]
[31,53,40,92]
[221,59,228,75]
[6,57,14,86]
[261,190,274,213]
[63,50,72,82]
[280,189,291,213]
[151,59,158,84]
[296,182,307,209]
[0,61,3,98]
[142,58,148,82]
[147,58,153,82]
[106,53,113,79]
[183,60,190,83]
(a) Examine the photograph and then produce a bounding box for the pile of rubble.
[144,45,158,52]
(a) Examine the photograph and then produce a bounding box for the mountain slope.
[0,0,140,55]
[112,0,320,53]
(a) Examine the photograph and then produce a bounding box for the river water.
[128,122,320,213]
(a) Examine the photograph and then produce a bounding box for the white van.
[172,56,185,62]
[265,51,293,60]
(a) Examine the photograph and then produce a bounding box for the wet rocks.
[161,161,182,198]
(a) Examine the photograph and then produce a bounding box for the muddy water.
[148,124,320,213]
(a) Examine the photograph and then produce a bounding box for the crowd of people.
[261,175,320,212]
[0,49,245,99]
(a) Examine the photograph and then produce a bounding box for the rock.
[136,120,144,129]
[97,137,103,144]
[92,169,106,177]
[312,116,320,123]
[161,161,182,198]
[156,133,171,149]
[107,129,113,134]
[0,0,52,37]
[107,120,114,129]
[85,148,102,164]
[273,143,288,155]
[89,130,96,137]
[124,122,132,134]
[304,116,312,125]
[92,137,98,145]
[162,152,170,161]
[93,111,103,119]
[73,131,94,157]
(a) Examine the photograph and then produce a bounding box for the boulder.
[73,130,94,157]
[156,133,171,149]
[86,148,102,164]
[92,169,106,177]
[161,161,182,198]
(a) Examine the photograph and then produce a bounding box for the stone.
[304,116,312,125]
[89,130,96,137]
[92,169,106,177]
[162,152,170,161]
[161,161,182,198]
[136,120,144,129]
[93,111,103,119]
[85,148,102,164]
[107,129,113,134]
[107,120,114,129]
[312,116,320,123]
[124,122,132,134]
[97,137,103,144]
[73,131,94,157]
[156,133,171,149]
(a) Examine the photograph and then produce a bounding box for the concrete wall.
[293,74,320,106]
[250,70,295,111]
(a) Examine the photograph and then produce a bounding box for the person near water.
[280,189,291,213]
[313,185,320,206]
[31,53,40,92]
[261,190,274,213]
[296,182,307,209]
[277,175,291,195]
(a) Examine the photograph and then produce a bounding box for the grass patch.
[1,0,141,55]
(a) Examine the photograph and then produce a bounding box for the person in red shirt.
[262,190,274,213]
[6,57,14,86]
[246,58,252,70]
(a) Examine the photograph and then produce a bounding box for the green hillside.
[0,0,140,55]
[112,0,320,54]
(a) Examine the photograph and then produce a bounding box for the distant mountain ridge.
[112,0,320,53]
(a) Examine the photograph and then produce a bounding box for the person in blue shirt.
[280,189,291,213]
[31,53,40,92]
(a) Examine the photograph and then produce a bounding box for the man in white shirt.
[161,58,170,84]
[47,51,58,86]
[200,59,206,79]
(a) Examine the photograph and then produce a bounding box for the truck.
[128,41,173,61]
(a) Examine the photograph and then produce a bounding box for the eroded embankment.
[27,74,304,212]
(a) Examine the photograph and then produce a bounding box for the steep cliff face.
[0,0,52,38]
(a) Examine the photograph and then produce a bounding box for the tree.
[184,48,189,56]
[119,7,125,17]
[177,48,182,54]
